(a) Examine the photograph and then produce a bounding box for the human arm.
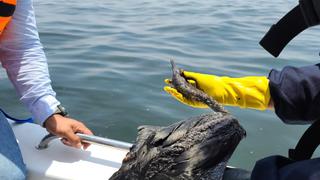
[0,0,92,149]
[165,64,320,124]
[164,71,273,110]
[268,64,320,124]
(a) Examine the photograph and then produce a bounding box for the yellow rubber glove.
[164,71,271,110]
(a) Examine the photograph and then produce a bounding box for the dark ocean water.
[1,0,320,170]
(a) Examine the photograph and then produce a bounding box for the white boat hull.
[10,120,128,180]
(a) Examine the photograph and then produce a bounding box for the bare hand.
[44,114,93,150]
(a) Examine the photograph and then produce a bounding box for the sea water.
[1,0,320,170]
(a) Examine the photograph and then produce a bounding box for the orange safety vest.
[0,0,16,35]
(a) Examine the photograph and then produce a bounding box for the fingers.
[164,86,190,106]
[82,142,91,150]
[60,117,93,149]
[164,72,208,109]
[63,129,82,149]
[164,86,208,108]
[187,79,196,86]
[164,79,172,85]
[61,136,90,150]
[61,138,72,146]
[165,71,205,83]
[182,71,199,79]
[61,124,93,150]
[164,86,184,101]
[74,122,93,136]
[73,122,93,150]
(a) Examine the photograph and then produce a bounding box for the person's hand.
[164,71,271,110]
[164,71,235,108]
[164,77,208,108]
[164,71,226,108]
[44,114,93,150]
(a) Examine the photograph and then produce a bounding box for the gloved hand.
[164,71,271,110]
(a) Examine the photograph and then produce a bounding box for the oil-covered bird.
[109,60,246,180]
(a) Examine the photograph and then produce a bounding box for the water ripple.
[0,0,318,170]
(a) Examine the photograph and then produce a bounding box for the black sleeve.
[268,64,320,124]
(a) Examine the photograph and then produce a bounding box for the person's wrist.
[43,105,68,128]
[43,114,60,128]
[54,105,68,117]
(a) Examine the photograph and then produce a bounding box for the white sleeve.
[0,0,60,125]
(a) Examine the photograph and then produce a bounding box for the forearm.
[0,0,60,125]
[268,64,320,124]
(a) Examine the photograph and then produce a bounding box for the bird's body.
[110,60,246,180]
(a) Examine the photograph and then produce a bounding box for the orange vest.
[0,0,16,35]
